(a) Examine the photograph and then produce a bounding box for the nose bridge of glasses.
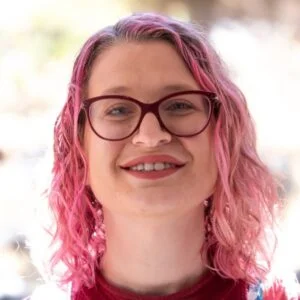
[139,100,160,114]
[139,100,162,124]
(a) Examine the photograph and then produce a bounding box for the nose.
[131,113,172,147]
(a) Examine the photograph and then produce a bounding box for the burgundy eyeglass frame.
[81,90,219,141]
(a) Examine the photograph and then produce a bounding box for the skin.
[83,40,218,295]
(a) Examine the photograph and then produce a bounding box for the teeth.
[144,163,154,171]
[154,162,165,171]
[129,162,176,172]
[137,164,144,171]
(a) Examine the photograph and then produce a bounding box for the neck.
[100,207,206,296]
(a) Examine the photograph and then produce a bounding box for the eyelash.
[165,101,194,111]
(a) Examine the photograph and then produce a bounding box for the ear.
[77,110,90,186]
[77,110,86,145]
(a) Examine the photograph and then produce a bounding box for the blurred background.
[0,0,299,298]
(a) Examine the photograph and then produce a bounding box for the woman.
[33,12,299,299]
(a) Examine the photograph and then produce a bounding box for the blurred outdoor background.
[0,0,300,298]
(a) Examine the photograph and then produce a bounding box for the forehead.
[87,40,199,99]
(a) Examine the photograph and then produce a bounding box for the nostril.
[131,119,172,146]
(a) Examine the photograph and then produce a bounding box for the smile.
[120,155,185,179]
[128,162,177,172]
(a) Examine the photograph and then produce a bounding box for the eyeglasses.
[81,90,218,141]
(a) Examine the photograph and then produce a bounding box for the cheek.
[195,147,217,182]
[183,131,217,183]
[194,149,217,198]
[83,127,122,186]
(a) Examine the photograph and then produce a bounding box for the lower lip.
[123,167,181,180]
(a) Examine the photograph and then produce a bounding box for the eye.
[166,101,194,111]
[162,99,196,115]
[101,100,140,120]
[106,105,132,116]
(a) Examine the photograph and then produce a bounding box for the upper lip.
[120,155,186,168]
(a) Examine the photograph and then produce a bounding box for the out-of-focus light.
[0,0,49,31]
[210,20,300,151]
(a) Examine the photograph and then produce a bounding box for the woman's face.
[83,41,218,218]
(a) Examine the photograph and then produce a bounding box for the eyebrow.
[100,83,198,95]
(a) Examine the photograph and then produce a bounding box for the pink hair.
[49,13,280,291]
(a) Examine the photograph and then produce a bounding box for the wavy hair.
[49,12,280,291]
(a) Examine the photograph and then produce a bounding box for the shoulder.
[247,274,300,300]
[29,282,71,300]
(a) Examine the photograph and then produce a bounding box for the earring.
[204,197,213,241]
[86,186,106,241]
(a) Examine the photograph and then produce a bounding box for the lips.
[120,155,185,169]
[119,155,185,180]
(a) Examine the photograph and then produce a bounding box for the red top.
[73,270,248,300]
